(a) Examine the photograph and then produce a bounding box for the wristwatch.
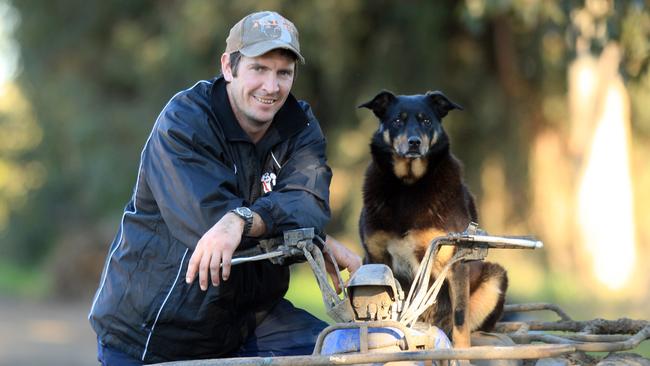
[230,207,254,236]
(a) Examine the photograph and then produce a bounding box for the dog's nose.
[408,137,421,148]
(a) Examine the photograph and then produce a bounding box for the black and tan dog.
[358,90,507,346]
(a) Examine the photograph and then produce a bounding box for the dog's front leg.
[449,261,471,349]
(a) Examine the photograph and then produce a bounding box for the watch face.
[236,207,253,218]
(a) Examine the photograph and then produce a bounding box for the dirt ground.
[0,296,98,365]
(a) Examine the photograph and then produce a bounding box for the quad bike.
[159,224,650,366]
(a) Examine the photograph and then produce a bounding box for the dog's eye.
[392,119,403,128]
[422,118,431,126]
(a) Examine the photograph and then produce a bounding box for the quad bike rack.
[157,226,650,366]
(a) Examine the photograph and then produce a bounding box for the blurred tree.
[0,1,45,264]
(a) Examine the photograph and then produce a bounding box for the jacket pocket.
[142,244,190,330]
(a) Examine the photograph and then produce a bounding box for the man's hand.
[323,235,362,294]
[186,213,244,291]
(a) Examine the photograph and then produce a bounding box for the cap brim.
[239,40,305,64]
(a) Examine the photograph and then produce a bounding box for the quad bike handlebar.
[229,223,543,268]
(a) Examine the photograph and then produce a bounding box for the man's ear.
[425,91,463,119]
[221,53,233,82]
[358,90,396,119]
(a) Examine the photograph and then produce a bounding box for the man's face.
[222,50,295,130]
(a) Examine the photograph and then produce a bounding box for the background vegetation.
[1,0,648,329]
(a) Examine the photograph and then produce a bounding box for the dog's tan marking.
[421,135,431,154]
[393,135,409,156]
[436,244,456,263]
[411,157,428,180]
[393,157,409,180]
[430,131,438,147]
[367,231,421,282]
[434,246,456,273]
[370,228,464,282]
[383,130,390,145]
[468,276,503,331]
[407,228,447,252]
[386,236,420,282]
[393,157,428,184]
[364,231,393,263]
[403,228,451,277]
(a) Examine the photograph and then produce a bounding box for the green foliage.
[286,264,330,323]
[0,258,50,299]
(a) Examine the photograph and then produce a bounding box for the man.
[89,11,360,365]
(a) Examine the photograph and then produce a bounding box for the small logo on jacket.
[261,172,277,193]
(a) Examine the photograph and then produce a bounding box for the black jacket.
[88,76,332,363]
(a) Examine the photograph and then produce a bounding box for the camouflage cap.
[225,11,305,63]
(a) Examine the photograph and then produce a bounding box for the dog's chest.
[366,190,445,232]
[364,161,459,231]
[365,228,454,280]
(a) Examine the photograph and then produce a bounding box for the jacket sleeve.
[250,105,332,236]
[140,94,244,249]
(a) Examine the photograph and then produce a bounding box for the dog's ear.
[358,90,396,119]
[425,91,463,119]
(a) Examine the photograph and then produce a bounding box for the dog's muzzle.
[402,137,424,158]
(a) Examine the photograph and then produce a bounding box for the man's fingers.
[332,276,341,294]
[186,249,201,284]
[325,260,342,294]
[347,254,362,274]
[221,254,232,282]
[198,250,212,291]
[209,250,222,287]
[189,214,245,290]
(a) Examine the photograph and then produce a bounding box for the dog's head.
[359,90,463,159]
[359,90,463,183]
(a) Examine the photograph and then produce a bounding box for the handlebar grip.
[471,235,543,249]
[444,234,543,249]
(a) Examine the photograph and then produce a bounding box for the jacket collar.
[211,75,309,145]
